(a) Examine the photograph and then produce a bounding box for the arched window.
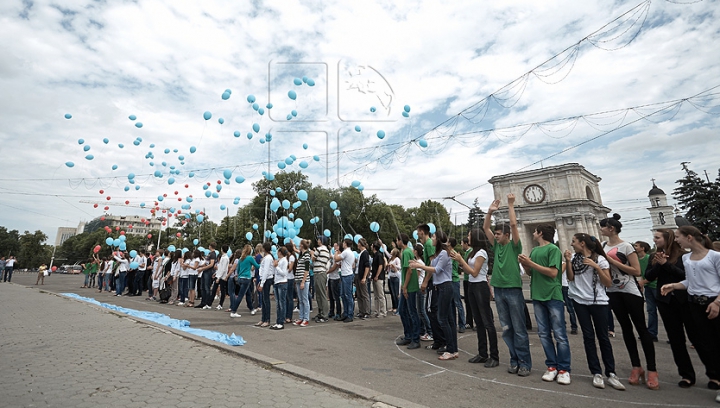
[585,186,595,201]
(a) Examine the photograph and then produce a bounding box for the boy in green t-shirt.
[518,224,570,385]
[484,193,532,375]
[634,241,657,340]
[395,233,421,349]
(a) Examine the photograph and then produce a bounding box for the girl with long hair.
[451,228,499,367]
[230,245,260,318]
[661,226,720,404]
[564,233,625,391]
[600,213,657,389]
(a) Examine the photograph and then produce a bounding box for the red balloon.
[104,206,109,211]
[100,216,106,221]
[184,184,189,188]
[93,203,98,208]
[206,182,211,186]
[115,226,120,231]
[163,193,167,197]
[128,225,133,229]
[124,200,130,205]
[177,210,182,214]
[174,191,178,195]
[120,231,125,235]
[93,245,101,253]
[106,196,111,200]
[177,198,182,201]
[99,189,104,194]
[51,266,57,272]
[176,232,181,237]
[147,234,152,239]
[217,180,221,184]
[162,222,166,226]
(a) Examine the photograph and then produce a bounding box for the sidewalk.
[0,282,375,408]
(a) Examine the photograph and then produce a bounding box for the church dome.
[648,181,665,196]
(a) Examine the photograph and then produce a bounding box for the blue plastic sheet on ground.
[60,293,246,346]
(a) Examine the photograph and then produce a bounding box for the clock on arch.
[523,184,546,204]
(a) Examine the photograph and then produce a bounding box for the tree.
[18,230,51,268]
[0,226,20,258]
[466,198,486,230]
[673,164,720,240]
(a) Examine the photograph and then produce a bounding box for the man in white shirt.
[334,239,356,322]
[211,245,231,310]
[133,251,146,296]
[3,256,16,282]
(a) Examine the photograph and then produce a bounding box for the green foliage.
[17,230,52,268]
[0,226,21,258]
[673,165,720,240]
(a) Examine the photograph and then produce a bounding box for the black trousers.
[608,292,656,371]
[211,279,228,307]
[657,296,699,382]
[463,280,474,328]
[573,301,615,377]
[468,281,498,360]
[688,301,720,381]
[429,284,446,347]
[126,270,136,294]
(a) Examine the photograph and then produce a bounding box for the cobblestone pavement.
[0,282,375,408]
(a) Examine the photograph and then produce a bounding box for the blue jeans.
[286,279,295,320]
[178,277,189,302]
[533,299,571,372]
[134,271,144,295]
[644,286,659,338]
[398,291,420,342]
[83,274,90,287]
[274,282,288,325]
[573,301,615,376]
[417,291,431,336]
[261,279,274,323]
[103,274,112,291]
[436,282,458,353]
[329,278,342,317]
[495,287,532,369]
[229,278,252,313]
[3,267,13,282]
[388,276,400,310]
[200,272,213,306]
[452,281,466,328]
[296,280,310,321]
[562,286,578,331]
[244,279,255,311]
[341,274,355,319]
[115,272,127,295]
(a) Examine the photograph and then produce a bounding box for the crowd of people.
[75,193,720,404]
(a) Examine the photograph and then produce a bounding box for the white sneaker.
[293,307,299,313]
[557,371,571,385]
[542,368,558,382]
[251,309,256,315]
[230,313,241,318]
[592,374,605,389]
[177,302,184,306]
[215,305,222,310]
[215,295,219,300]
[202,305,212,310]
[606,373,626,390]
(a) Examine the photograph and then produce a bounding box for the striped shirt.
[295,251,312,280]
[313,246,331,273]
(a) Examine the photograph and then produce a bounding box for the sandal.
[678,379,694,388]
[438,352,457,361]
[260,322,270,327]
[254,321,263,326]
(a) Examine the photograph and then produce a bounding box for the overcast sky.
[0,0,718,246]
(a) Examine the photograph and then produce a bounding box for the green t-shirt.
[463,248,471,281]
[490,239,523,288]
[401,247,418,293]
[639,254,655,289]
[452,259,460,282]
[423,238,435,265]
[528,243,563,302]
[84,263,97,275]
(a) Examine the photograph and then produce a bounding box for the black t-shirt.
[357,250,371,278]
[371,251,386,280]
[206,251,218,272]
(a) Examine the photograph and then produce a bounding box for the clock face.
[523,184,546,204]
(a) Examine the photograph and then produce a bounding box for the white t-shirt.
[681,250,720,297]
[188,258,200,276]
[568,254,610,305]
[340,248,354,277]
[180,259,190,278]
[467,249,489,283]
[287,255,295,280]
[328,257,340,280]
[604,241,641,297]
[416,259,426,287]
[388,257,401,279]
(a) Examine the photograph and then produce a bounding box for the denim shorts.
[188,275,198,289]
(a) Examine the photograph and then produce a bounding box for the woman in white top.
[271,247,290,330]
[600,213,657,389]
[184,250,202,307]
[564,233,625,391]
[98,257,112,293]
[284,243,297,324]
[177,251,191,305]
[387,248,401,313]
[113,251,130,296]
[662,226,720,403]
[451,228,499,367]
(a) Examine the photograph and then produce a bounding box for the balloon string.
[197,121,208,149]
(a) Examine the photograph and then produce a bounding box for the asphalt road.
[5,272,719,407]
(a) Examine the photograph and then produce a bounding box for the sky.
[0,0,718,246]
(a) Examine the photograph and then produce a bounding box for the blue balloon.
[197,215,204,223]
[278,162,286,170]
[286,114,292,120]
[246,232,253,240]
[419,139,428,148]
[299,161,308,169]
[64,113,72,119]
[428,223,436,234]
[65,161,75,168]
[285,157,293,165]
[234,131,240,137]
[377,130,385,139]
[103,138,109,144]
[235,176,245,183]
[324,229,331,237]
[105,237,113,246]
[370,222,380,233]
[189,172,195,178]
[135,122,143,128]
[351,180,361,187]
[246,94,256,103]
[270,198,281,212]
[85,154,94,160]
[292,201,301,209]
[291,110,297,117]
[270,190,276,196]
[223,169,232,179]
[140,202,145,207]
[252,103,259,111]
[288,90,297,100]
[354,234,362,244]
[129,250,138,258]
[313,155,320,161]
[225,89,232,94]
[266,103,273,109]
[221,92,230,100]
[220,204,226,210]
[252,123,260,133]
[82,145,91,152]
[78,139,84,145]
[190,146,197,153]
[333,209,340,217]
[124,186,130,191]
[150,143,155,148]
[306,78,315,86]
[302,143,308,150]
[113,239,121,247]
[168,177,175,185]
[129,114,137,120]
[118,143,124,148]
[297,190,308,201]
[282,199,290,210]
[203,111,212,120]
[404,105,411,113]
[218,118,224,124]
[252,223,258,230]
[370,106,376,112]
[178,155,184,161]
[330,201,337,210]
[354,125,361,132]
[402,111,409,118]
[413,231,419,240]
[193,238,199,245]
[293,78,302,85]
[167,245,176,252]
[265,133,272,142]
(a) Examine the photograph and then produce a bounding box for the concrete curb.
[33,285,427,408]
